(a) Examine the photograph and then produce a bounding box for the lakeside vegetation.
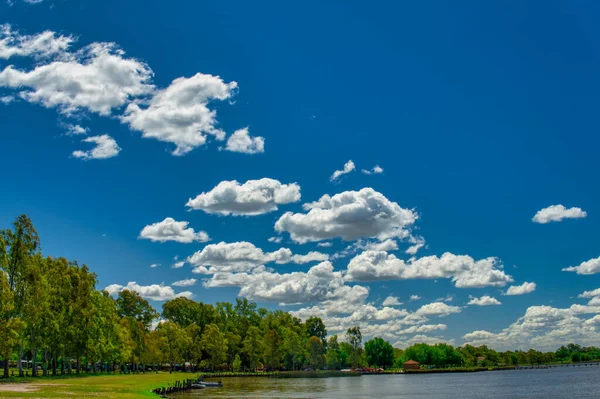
[1,214,599,387]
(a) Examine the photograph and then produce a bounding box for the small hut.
[403,360,419,370]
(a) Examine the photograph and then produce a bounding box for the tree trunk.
[76,358,81,374]
[3,358,8,378]
[32,348,37,377]
[18,340,24,377]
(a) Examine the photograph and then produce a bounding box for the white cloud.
[405,236,426,255]
[72,134,120,160]
[172,261,185,269]
[393,334,453,349]
[416,302,462,317]
[532,204,587,224]
[361,165,384,175]
[204,261,369,305]
[63,123,88,135]
[330,160,355,182]
[346,250,513,288]
[224,127,264,154]
[467,295,502,306]
[382,295,402,306]
[366,239,398,252]
[563,256,600,275]
[275,188,417,244]
[186,178,301,216]
[189,241,328,274]
[410,295,421,301]
[122,72,236,155]
[505,282,536,296]
[0,24,73,60]
[172,278,197,287]
[318,242,332,248]
[104,281,193,301]
[268,236,282,244]
[463,304,600,351]
[579,288,600,299]
[149,263,160,268]
[139,217,209,244]
[0,95,14,104]
[0,42,154,116]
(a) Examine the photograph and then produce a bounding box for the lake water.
[173,367,600,398]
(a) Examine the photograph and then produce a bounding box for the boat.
[191,383,206,389]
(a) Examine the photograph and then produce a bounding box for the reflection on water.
[174,367,600,398]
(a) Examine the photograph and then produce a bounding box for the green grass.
[0,372,200,398]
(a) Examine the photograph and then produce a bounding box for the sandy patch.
[0,383,60,392]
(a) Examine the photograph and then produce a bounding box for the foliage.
[364,337,394,368]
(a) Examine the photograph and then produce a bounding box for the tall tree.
[346,326,363,368]
[306,317,327,346]
[307,336,324,370]
[326,335,342,370]
[242,326,263,371]
[201,324,228,370]
[364,337,394,368]
[115,290,158,330]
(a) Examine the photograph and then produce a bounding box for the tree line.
[1,215,597,378]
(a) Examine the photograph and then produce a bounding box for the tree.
[263,329,282,371]
[242,326,262,371]
[157,321,186,373]
[201,324,227,370]
[233,354,242,372]
[0,214,40,377]
[346,326,363,368]
[325,335,342,370]
[307,336,324,370]
[364,337,394,368]
[116,290,158,330]
[306,317,327,346]
[282,327,304,371]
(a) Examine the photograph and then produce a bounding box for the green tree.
[307,336,324,370]
[263,329,282,371]
[116,290,158,330]
[242,326,263,371]
[201,324,228,370]
[325,335,342,370]
[306,317,327,346]
[346,326,363,368]
[364,337,395,368]
[282,326,304,371]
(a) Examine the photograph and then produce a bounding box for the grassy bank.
[0,372,200,398]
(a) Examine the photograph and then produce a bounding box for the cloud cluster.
[532,204,587,224]
[172,278,197,287]
[0,24,73,59]
[72,134,121,160]
[345,250,513,288]
[275,188,417,244]
[189,241,328,274]
[187,178,301,216]
[139,217,210,243]
[361,165,383,175]
[382,295,402,306]
[563,256,600,275]
[463,303,600,351]
[122,73,237,155]
[104,281,193,301]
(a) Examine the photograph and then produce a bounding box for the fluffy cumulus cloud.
[361,165,384,175]
[416,302,462,317]
[104,281,193,301]
[122,73,236,155]
[186,178,301,216]
[72,134,121,160]
[204,261,369,305]
[578,288,600,299]
[563,256,600,275]
[139,217,209,244]
[532,204,587,224]
[0,24,73,59]
[410,295,421,301]
[0,42,154,116]
[382,295,402,306]
[463,303,600,351]
[330,160,355,181]
[345,250,513,288]
[172,261,185,269]
[467,295,502,306]
[172,278,197,287]
[275,188,417,244]
[224,127,264,154]
[505,282,536,296]
[188,241,328,274]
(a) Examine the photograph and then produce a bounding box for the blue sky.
[1,0,600,350]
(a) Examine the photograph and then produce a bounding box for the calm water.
[174,367,600,398]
